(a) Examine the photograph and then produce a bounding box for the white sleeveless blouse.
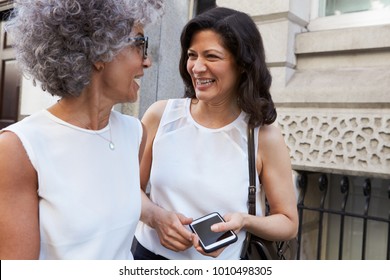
[3,109,142,259]
[135,98,263,260]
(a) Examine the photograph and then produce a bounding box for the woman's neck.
[190,98,241,129]
[48,96,112,130]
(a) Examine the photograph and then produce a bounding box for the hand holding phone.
[189,212,237,253]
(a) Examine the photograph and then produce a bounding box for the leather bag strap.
[247,126,256,216]
[239,126,258,260]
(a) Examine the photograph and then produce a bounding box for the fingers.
[176,212,193,241]
[155,211,194,252]
[155,211,242,256]
[210,221,227,232]
[192,234,202,251]
[177,213,193,226]
[192,235,225,258]
[212,212,244,234]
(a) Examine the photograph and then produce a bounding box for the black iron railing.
[295,172,390,260]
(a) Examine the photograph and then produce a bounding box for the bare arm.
[250,124,299,240]
[139,100,167,192]
[212,125,298,242]
[0,131,40,259]
[139,100,194,251]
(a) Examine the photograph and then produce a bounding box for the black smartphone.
[189,212,237,253]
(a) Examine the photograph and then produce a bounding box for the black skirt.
[132,238,169,260]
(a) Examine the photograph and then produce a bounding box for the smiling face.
[99,25,151,103]
[186,30,241,104]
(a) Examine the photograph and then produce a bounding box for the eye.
[128,37,145,47]
[206,53,221,60]
[134,41,143,47]
[187,52,197,60]
[134,40,145,48]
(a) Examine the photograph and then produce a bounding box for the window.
[320,0,390,16]
[309,0,390,31]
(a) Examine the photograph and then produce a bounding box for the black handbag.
[240,126,298,260]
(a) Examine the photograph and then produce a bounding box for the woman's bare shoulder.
[258,123,286,147]
[145,99,169,116]
[142,99,168,124]
[0,130,35,178]
[0,130,25,156]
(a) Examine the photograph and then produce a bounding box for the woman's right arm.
[139,100,167,192]
[0,131,40,259]
[139,101,194,252]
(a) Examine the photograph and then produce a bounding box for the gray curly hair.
[5,0,164,97]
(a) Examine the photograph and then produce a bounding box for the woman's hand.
[152,210,194,252]
[191,234,226,258]
[213,212,245,233]
[140,192,193,252]
[191,212,244,258]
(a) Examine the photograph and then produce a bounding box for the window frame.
[308,0,390,31]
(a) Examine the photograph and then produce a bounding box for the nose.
[143,56,152,68]
[192,58,207,73]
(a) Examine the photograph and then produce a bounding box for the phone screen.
[191,214,235,247]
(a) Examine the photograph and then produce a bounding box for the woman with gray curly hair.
[0,0,163,259]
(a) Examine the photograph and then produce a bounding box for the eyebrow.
[188,48,225,55]
[133,32,145,37]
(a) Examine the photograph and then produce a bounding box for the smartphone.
[189,212,237,253]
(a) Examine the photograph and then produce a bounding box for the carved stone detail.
[277,108,390,178]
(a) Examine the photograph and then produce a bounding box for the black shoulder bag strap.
[239,126,257,259]
[247,126,257,216]
[241,126,299,260]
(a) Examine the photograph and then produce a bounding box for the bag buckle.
[248,186,256,204]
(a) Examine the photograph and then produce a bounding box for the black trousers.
[132,238,169,260]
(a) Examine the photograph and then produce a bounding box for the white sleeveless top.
[135,98,264,259]
[3,109,142,259]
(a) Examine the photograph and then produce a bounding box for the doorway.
[0,9,20,129]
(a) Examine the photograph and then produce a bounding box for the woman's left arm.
[217,125,298,241]
[197,125,298,258]
[247,124,299,240]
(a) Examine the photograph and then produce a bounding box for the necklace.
[56,99,115,151]
[91,122,115,151]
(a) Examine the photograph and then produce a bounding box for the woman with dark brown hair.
[133,7,298,260]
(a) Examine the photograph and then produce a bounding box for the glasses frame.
[128,36,148,60]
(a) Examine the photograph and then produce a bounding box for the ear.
[93,62,105,72]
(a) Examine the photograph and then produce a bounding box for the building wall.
[130,0,190,118]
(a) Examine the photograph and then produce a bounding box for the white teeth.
[196,79,214,85]
[134,78,141,86]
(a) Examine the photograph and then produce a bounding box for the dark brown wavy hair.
[179,7,276,127]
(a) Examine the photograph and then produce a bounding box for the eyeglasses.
[128,36,148,60]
